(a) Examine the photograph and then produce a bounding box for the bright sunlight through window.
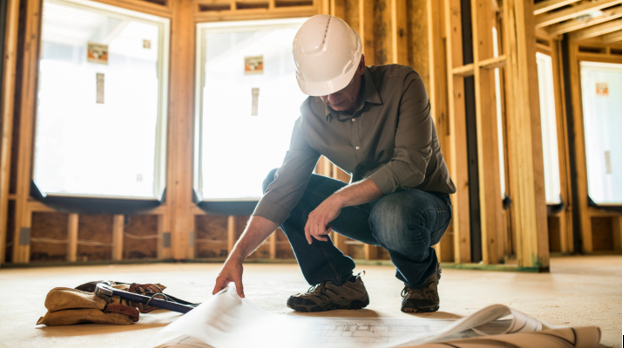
[580,61,622,205]
[195,18,308,201]
[34,0,169,199]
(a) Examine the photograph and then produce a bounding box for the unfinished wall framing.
[1,0,621,268]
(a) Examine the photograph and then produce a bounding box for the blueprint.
[148,285,601,348]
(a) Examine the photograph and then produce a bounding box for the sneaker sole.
[401,304,439,313]
[287,298,370,313]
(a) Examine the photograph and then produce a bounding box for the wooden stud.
[168,0,195,260]
[13,0,43,264]
[358,0,375,64]
[269,232,277,259]
[443,0,471,264]
[502,0,549,269]
[227,215,236,253]
[157,213,172,259]
[112,215,124,261]
[535,0,622,28]
[613,216,622,253]
[472,0,504,265]
[569,19,622,42]
[0,0,20,266]
[67,214,79,262]
[452,64,476,77]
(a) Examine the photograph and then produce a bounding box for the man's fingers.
[212,277,227,295]
[234,278,245,298]
[304,221,313,244]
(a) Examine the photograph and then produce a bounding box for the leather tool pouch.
[37,286,139,326]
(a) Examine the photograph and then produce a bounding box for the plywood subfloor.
[0,255,621,347]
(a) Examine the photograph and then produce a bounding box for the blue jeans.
[262,169,452,288]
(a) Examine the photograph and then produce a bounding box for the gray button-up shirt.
[253,64,457,225]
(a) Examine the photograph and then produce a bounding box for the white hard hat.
[293,15,363,96]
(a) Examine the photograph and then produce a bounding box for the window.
[535,52,562,205]
[580,61,622,205]
[34,0,169,199]
[195,18,308,201]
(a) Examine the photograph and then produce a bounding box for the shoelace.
[401,280,436,300]
[306,281,328,296]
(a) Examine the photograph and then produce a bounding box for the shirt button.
[355,146,360,150]
[351,118,356,122]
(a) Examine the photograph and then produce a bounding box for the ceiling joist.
[535,0,622,28]
[547,5,622,35]
[598,29,623,42]
[534,0,581,15]
[570,18,622,40]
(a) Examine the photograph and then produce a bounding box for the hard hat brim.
[296,54,362,97]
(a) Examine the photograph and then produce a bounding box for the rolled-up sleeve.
[252,117,320,225]
[368,72,433,194]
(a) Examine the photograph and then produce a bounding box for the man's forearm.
[228,215,278,263]
[330,178,384,208]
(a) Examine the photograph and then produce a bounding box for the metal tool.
[94,283,196,314]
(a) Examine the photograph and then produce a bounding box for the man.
[213,14,456,313]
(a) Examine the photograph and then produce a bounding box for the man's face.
[319,54,366,113]
[320,74,361,112]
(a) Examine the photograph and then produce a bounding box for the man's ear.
[358,54,366,75]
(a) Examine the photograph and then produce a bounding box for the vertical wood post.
[0,0,20,266]
[227,215,236,253]
[67,214,79,262]
[13,0,43,264]
[472,0,504,265]
[112,215,124,261]
[444,0,471,263]
[168,0,195,260]
[503,0,549,269]
[269,232,277,259]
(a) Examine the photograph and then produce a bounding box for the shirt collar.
[325,67,382,122]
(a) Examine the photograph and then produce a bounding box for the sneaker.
[286,273,370,312]
[401,263,441,313]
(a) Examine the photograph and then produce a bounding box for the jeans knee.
[369,195,427,250]
[262,168,279,194]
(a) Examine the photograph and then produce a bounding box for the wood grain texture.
[503,0,549,269]
[12,0,43,264]
[167,0,195,260]
[472,0,504,265]
[444,0,471,263]
[0,0,20,266]
[30,212,69,262]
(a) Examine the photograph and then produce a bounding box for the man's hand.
[212,258,245,298]
[305,197,342,244]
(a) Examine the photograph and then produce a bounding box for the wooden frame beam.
[444,0,471,263]
[570,18,623,41]
[599,29,623,42]
[67,214,79,262]
[534,0,581,16]
[547,5,622,36]
[535,0,622,28]
[0,0,20,266]
[112,215,124,261]
[503,0,550,270]
[12,0,44,264]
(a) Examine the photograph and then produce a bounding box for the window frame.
[193,17,308,203]
[34,0,170,200]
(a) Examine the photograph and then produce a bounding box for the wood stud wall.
[0,0,621,267]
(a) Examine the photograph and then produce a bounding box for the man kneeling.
[212,14,456,313]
